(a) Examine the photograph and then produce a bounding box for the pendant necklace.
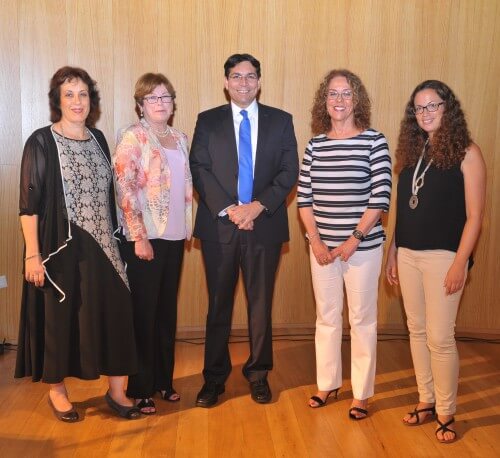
[409,139,432,210]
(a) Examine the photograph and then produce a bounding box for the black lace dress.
[15,126,137,383]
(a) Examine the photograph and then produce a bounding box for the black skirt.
[15,224,137,383]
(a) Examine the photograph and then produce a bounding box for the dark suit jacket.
[190,103,298,244]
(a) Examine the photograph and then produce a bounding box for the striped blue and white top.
[297,129,392,250]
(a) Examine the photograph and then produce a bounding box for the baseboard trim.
[3,325,497,348]
[177,324,499,340]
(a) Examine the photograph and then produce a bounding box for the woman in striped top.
[298,69,391,419]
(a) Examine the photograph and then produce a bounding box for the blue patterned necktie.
[238,109,253,203]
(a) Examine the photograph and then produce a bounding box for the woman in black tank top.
[385,80,486,444]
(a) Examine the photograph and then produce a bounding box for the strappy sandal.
[349,406,368,420]
[308,388,339,408]
[159,389,180,402]
[436,417,457,444]
[403,405,436,426]
[136,398,156,415]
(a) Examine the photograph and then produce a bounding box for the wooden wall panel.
[112,0,160,139]
[19,0,67,141]
[0,1,22,165]
[0,168,24,343]
[0,0,499,342]
[66,0,114,142]
[0,1,22,342]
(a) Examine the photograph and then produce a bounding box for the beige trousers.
[397,248,467,415]
[310,245,382,400]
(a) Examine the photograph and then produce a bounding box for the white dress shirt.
[230,99,259,174]
[218,100,259,215]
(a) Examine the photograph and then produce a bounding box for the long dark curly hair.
[311,69,371,135]
[395,80,472,171]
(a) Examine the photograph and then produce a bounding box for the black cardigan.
[19,125,117,296]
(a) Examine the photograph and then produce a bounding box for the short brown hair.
[311,69,371,135]
[134,73,175,118]
[48,66,100,126]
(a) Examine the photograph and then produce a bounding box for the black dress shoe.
[195,381,225,408]
[105,391,141,420]
[48,395,79,423]
[250,379,272,404]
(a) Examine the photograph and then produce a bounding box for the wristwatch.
[352,229,365,241]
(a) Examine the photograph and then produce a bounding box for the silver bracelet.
[305,232,320,243]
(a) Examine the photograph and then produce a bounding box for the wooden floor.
[0,337,499,457]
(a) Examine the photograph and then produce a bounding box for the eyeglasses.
[228,73,259,82]
[413,102,444,115]
[143,95,175,104]
[327,90,353,100]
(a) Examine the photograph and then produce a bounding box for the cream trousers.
[397,248,467,415]
[310,245,382,400]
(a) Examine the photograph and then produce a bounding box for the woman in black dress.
[15,66,140,421]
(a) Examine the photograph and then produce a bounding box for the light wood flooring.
[0,337,499,457]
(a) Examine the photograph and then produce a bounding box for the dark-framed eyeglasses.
[143,95,175,104]
[228,73,259,82]
[413,101,444,115]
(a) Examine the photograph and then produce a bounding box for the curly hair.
[395,80,472,171]
[48,66,100,126]
[311,69,371,135]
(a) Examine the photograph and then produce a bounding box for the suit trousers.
[121,239,184,399]
[201,229,282,384]
[310,245,382,400]
[397,248,467,415]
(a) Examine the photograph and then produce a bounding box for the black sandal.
[349,406,368,420]
[136,398,156,415]
[105,391,141,420]
[436,417,457,443]
[308,388,339,408]
[159,389,180,402]
[403,405,436,426]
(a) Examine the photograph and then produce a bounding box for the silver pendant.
[409,195,419,209]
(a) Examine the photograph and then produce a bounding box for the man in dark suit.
[190,53,298,407]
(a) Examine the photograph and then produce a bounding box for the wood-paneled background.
[0,0,499,342]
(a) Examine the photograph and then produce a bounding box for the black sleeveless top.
[395,160,466,253]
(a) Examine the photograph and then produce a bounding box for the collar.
[230,99,258,119]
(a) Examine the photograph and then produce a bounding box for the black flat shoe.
[136,398,156,415]
[48,395,79,423]
[250,379,272,404]
[195,381,225,408]
[403,405,436,426]
[159,389,180,402]
[349,406,368,420]
[105,391,141,420]
[308,388,339,408]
